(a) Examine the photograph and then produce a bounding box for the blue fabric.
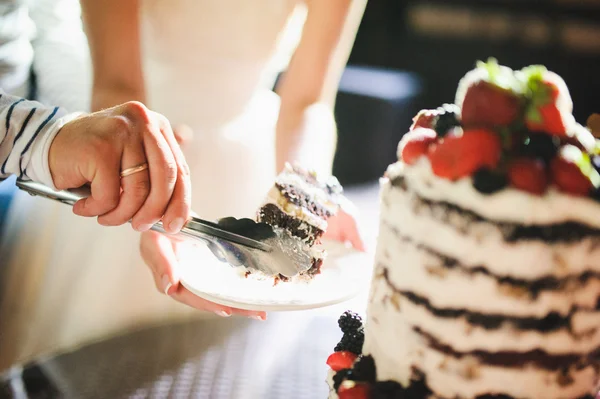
[0,175,16,229]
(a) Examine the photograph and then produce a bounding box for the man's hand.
[140,231,268,320]
[48,101,191,233]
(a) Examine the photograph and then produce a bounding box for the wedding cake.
[326,59,600,399]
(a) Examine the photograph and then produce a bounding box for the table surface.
[19,182,382,399]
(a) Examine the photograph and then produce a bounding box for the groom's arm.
[0,91,78,188]
[80,0,145,111]
[275,0,368,176]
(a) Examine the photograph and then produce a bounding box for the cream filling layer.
[262,186,327,231]
[388,159,600,228]
[365,276,599,398]
[381,179,600,280]
[378,223,600,317]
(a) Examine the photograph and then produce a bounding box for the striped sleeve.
[0,90,83,189]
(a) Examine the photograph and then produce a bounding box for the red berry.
[410,109,438,130]
[398,128,437,165]
[460,81,522,128]
[550,147,592,196]
[338,381,370,399]
[525,79,570,136]
[507,158,548,195]
[428,128,502,180]
[526,104,567,136]
[326,351,358,372]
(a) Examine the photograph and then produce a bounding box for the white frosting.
[277,163,340,213]
[421,342,597,399]
[381,175,600,280]
[262,186,327,231]
[388,159,600,228]
[379,222,600,318]
[365,276,599,398]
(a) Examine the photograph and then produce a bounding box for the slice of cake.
[325,59,600,398]
[256,163,344,281]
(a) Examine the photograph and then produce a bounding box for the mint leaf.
[476,58,524,94]
[477,58,501,81]
[521,65,547,83]
[521,64,553,107]
[526,107,542,124]
[594,140,600,155]
[567,146,600,189]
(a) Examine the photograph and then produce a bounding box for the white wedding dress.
[0,0,314,372]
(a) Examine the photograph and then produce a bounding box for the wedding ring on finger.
[120,162,149,178]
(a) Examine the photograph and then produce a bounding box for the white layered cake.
[326,60,600,398]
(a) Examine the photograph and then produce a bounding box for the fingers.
[154,114,192,233]
[345,218,366,252]
[140,231,180,295]
[170,288,267,320]
[98,146,150,226]
[337,202,366,252]
[130,122,178,231]
[172,124,193,146]
[73,158,121,217]
[140,231,267,320]
[323,210,366,252]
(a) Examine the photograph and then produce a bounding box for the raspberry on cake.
[255,163,344,281]
[326,59,600,398]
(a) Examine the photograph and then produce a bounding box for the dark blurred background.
[332,0,600,186]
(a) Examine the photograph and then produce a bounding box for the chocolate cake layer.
[384,224,600,299]
[381,267,593,333]
[391,176,600,243]
[257,203,324,244]
[414,326,600,370]
[275,182,333,219]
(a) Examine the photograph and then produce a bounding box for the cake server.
[15,179,313,278]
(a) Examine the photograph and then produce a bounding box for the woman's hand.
[140,230,268,320]
[48,101,191,233]
[324,203,365,252]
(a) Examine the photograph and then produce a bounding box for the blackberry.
[473,168,508,195]
[432,104,460,137]
[333,368,354,391]
[334,329,365,354]
[520,133,560,163]
[352,355,376,382]
[338,311,363,334]
[592,187,600,203]
[370,380,405,399]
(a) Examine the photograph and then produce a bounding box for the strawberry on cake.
[325,59,600,398]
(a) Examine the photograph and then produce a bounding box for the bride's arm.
[274,0,367,176]
[80,0,145,111]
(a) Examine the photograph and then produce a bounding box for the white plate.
[178,239,372,311]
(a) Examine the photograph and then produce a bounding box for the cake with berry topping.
[325,59,600,398]
[256,163,344,281]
